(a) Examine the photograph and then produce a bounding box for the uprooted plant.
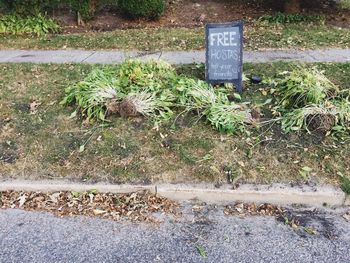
[267,65,350,134]
[61,61,177,121]
[60,68,121,121]
[207,103,253,134]
[273,66,338,109]
[62,59,253,134]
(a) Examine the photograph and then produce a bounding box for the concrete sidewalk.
[0,48,349,64]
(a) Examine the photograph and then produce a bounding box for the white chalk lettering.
[209,31,237,46]
[210,50,239,60]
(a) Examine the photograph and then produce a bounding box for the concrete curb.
[0,180,347,207]
[345,196,350,206]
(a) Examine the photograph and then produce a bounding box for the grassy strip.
[0,62,350,186]
[0,23,349,50]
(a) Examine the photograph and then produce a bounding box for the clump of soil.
[106,100,120,115]
[306,113,336,133]
[119,99,139,117]
[251,106,261,121]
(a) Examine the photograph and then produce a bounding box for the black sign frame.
[205,21,244,92]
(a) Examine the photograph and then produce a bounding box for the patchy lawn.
[0,23,349,51]
[1,62,350,187]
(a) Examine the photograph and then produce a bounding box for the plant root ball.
[251,107,261,120]
[307,114,335,133]
[119,98,139,117]
[106,100,120,115]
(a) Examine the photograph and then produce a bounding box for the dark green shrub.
[69,0,100,21]
[0,0,56,16]
[0,0,101,21]
[118,0,165,20]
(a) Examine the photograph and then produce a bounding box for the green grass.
[1,62,350,186]
[341,175,350,194]
[0,23,349,50]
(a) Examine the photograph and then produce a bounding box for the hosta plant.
[273,66,338,110]
[207,103,252,134]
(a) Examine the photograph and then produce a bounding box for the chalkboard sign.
[205,21,243,92]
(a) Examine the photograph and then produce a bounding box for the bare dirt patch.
[54,0,350,34]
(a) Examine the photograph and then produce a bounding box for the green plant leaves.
[63,59,250,134]
[0,14,61,36]
[196,245,207,258]
[270,65,350,134]
[299,166,312,179]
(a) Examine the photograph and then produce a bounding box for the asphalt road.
[0,202,349,263]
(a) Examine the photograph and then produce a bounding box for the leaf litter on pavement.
[223,202,333,238]
[0,189,344,238]
[0,190,180,223]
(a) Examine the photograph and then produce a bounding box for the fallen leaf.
[93,209,107,215]
[18,194,27,207]
[238,161,245,167]
[79,145,85,153]
[343,212,350,222]
[49,192,60,203]
[29,101,41,114]
[304,227,317,235]
[69,111,77,119]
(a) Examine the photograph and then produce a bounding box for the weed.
[304,227,317,235]
[188,138,213,151]
[176,145,197,164]
[71,191,81,198]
